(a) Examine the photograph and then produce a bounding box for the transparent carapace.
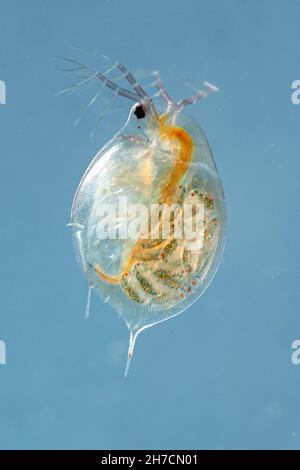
[63,56,226,375]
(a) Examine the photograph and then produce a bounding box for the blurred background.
[0,0,299,450]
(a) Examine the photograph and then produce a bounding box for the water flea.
[65,56,226,376]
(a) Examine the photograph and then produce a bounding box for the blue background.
[0,0,300,450]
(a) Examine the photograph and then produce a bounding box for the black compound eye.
[134,104,146,119]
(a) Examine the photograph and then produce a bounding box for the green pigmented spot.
[200,192,214,209]
[121,275,143,303]
[134,268,157,296]
[182,248,194,273]
[153,269,180,289]
[177,186,187,205]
